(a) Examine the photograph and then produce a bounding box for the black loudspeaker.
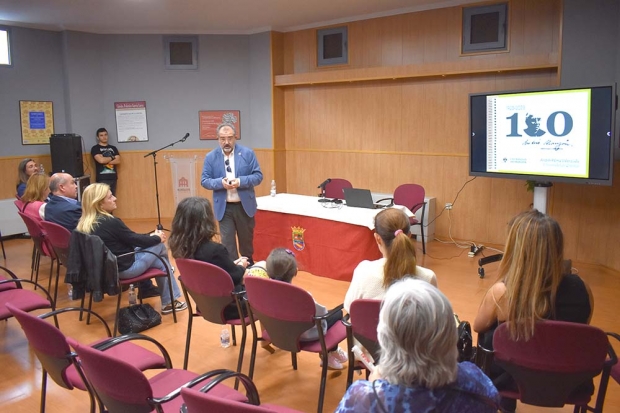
[50,134,84,177]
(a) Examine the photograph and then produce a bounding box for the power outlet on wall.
[445,203,453,210]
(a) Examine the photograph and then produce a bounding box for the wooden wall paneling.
[522,0,559,57]
[402,11,425,66]
[422,8,450,64]
[360,18,383,68]
[280,0,562,77]
[380,14,404,67]
[282,31,295,75]
[293,29,314,74]
[293,88,312,149]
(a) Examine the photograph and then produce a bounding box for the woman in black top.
[169,196,249,318]
[77,183,186,314]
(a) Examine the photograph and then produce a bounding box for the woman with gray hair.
[335,279,498,413]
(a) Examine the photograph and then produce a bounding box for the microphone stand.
[144,133,189,230]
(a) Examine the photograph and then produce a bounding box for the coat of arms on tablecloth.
[292,226,306,251]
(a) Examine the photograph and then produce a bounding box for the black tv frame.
[469,85,616,186]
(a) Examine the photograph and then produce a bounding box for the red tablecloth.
[254,210,382,282]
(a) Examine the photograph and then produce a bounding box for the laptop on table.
[343,188,384,209]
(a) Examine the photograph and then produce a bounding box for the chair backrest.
[324,178,353,200]
[176,258,236,323]
[349,299,382,360]
[17,211,55,258]
[73,342,154,413]
[40,221,71,266]
[181,387,273,412]
[493,320,610,407]
[14,198,25,211]
[6,303,75,389]
[244,276,316,352]
[393,184,426,215]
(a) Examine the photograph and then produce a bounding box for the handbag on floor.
[117,303,162,334]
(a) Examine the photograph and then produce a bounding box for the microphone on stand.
[181,133,189,142]
[317,178,332,189]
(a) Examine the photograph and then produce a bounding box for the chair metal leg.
[40,369,47,413]
[248,333,259,380]
[30,245,36,281]
[231,324,237,346]
[52,262,61,307]
[167,272,177,323]
[234,324,247,390]
[0,232,5,260]
[346,346,355,389]
[420,223,426,254]
[183,313,193,370]
[33,250,41,289]
[317,353,329,413]
[291,352,297,370]
[113,287,122,336]
[47,259,54,294]
[86,293,94,325]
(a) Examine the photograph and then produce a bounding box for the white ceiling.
[0,0,470,34]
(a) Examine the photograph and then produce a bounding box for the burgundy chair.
[324,178,352,200]
[342,299,381,388]
[17,211,57,286]
[6,303,170,413]
[73,342,248,413]
[181,370,303,413]
[384,184,427,254]
[176,258,249,374]
[244,276,347,413]
[0,265,56,326]
[70,231,178,335]
[40,221,71,304]
[606,332,620,389]
[493,320,617,413]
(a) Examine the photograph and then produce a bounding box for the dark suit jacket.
[44,194,82,231]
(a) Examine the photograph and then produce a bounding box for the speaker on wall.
[50,134,84,177]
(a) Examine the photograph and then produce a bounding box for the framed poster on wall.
[19,100,54,145]
[199,110,240,140]
[115,101,149,142]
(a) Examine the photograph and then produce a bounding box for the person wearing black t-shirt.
[91,128,121,195]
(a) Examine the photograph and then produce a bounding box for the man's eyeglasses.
[218,136,235,142]
[225,159,231,173]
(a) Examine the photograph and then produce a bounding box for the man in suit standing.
[43,172,82,231]
[201,123,263,264]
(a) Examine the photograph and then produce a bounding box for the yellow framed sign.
[20,100,54,145]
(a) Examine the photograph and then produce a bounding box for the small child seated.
[256,248,348,370]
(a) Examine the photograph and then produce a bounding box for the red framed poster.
[199,110,240,140]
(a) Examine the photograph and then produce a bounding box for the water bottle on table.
[270,180,276,197]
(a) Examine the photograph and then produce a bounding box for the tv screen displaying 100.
[469,86,615,185]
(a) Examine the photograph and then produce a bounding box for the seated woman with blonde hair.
[336,278,499,412]
[473,209,592,412]
[344,208,437,312]
[77,183,186,315]
[19,173,49,222]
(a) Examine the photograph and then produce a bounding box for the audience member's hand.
[234,257,249,268]
[151,229,166,242]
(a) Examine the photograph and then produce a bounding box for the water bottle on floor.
[220,327,231,348]
[128,284,137,305]
[67,284,73,300]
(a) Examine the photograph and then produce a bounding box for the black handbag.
[117,303,162,334]
[457,319,474,362]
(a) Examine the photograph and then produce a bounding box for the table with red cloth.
[253,194,409,282]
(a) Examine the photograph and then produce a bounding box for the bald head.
[49,173,78,199]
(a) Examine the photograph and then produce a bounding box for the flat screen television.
[469,85,616,185]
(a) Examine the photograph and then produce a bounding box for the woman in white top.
[344,208,437,312]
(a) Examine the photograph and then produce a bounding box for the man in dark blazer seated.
[201,123,263,264]
[43,172,82,231]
